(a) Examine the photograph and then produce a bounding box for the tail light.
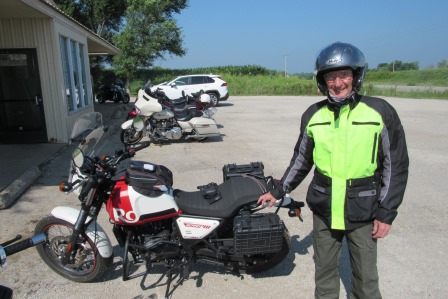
[221,83,228,87]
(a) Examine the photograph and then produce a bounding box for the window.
[174,77,189,85]
[191,76,205,85]
[59,36,91,112]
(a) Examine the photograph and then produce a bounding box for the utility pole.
[283,54,289,77]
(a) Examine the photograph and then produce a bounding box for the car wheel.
[208,92,219,107]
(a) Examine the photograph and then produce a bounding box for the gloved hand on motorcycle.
[257,179,285,207]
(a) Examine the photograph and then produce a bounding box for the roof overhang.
[0,0,120,55]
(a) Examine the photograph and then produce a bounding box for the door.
[0,49,47,143]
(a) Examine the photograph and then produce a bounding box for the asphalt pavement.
[1,96,447,299]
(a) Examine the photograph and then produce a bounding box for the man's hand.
[257,192,277,207]
[372,219,391,238]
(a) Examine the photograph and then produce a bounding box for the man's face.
[324,68,353,98]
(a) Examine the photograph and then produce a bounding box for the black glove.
[269,179,285,199]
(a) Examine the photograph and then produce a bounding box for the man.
[258,42,409,298]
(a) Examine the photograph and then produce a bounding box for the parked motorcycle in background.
[33,118,304,298]
[96,79,130,104]
[1,234,46,299]
[119,81,220,145]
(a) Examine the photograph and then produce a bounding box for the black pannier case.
[223,162,264,181]
[234,213,284,255]
[125,161,173,197]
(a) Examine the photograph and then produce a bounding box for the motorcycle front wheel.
[120,127,144,145]
[235,226,291,274]
[35,215,111,282]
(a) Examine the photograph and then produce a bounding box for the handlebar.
[1,233,46,269]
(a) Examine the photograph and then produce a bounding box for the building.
[0,0,119,143]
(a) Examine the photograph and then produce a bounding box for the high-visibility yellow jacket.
[281,94,409,230]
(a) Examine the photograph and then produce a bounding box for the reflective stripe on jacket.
[281,94,409,230]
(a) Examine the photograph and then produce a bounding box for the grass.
[128,68,448,99]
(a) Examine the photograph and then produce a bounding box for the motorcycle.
[1,233,46,299]
[34,118,304,298]
[124,89,215,121]
[119,82,220,145]
[96,81,130,104]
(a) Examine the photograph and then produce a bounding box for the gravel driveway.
[1,96,447,299]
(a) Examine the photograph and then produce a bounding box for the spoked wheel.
[234,226,291,274]
[120,128,144,145]
[34,215,110,282]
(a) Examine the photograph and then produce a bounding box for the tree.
[375,61,419,72]
[53,0,126,42]
[113,0,188,87]
[438,60,448,69]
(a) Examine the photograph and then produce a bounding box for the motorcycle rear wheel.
[235,226,291,274]
[122,94,130,104]
[34,215,110,282]
[120,128,144,145]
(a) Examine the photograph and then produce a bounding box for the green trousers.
[313,214,382,299]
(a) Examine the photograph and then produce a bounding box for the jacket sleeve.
[276,106,317,198]
[376,101,409,224]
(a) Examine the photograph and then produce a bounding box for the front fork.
[61,185,100,265]
[60,208,91,265]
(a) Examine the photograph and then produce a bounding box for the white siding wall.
[0,18,94,143]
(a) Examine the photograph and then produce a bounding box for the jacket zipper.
[372,132,378,163]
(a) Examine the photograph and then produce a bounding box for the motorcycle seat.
[174,176,267,218]
[173,108,203,122]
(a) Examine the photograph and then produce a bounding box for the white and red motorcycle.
[120,81,220,145]
[34,118,304,297]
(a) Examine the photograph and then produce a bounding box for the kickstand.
[164,270,173,299]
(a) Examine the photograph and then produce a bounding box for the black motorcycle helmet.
[315,42,366,95]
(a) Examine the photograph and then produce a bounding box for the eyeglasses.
[324,70,353,82]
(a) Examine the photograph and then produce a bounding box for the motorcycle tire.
[34,215,111,283]
[235,225,291,274]
[120,128,144,145]
[122,94,130,104]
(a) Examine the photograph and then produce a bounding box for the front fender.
[50,206,113,258]
[121,119,133,129]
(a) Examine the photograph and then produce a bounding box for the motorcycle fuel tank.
[153,109,175,120]
[106,180,181,225]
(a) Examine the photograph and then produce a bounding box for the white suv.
[151,74,229,106]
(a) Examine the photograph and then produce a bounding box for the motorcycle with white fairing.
[120,81,220,145]
[34,117,305,297]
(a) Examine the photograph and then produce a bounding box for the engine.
[150,117,182,140]
[113,219,181,260]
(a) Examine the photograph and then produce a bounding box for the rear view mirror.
[72,148,84,168]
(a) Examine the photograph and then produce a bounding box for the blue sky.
[155,0,448,74]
